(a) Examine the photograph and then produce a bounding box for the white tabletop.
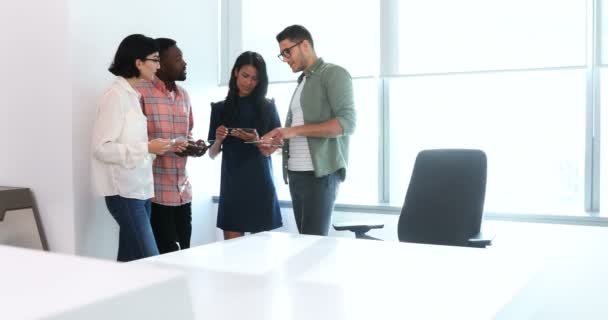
[0,245,194,320]
[140,232,547,320]
[494,225,608,320]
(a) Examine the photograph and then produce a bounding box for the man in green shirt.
[260,25,356,236]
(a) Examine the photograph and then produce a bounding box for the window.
[397,0,586,74]
[188,86,228,196]
[389,70,586,214]
[240,0,380,81]
[602,0,608,65]
[336,79,379,204]
[600,67,608,212]
[219,0,607,219]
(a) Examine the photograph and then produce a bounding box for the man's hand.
[170,139,188,153]
[257,143,279,156]
[258,127,292,156]
[260,127,294,144]
[175,139,208,157]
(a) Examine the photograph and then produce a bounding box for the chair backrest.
[397,149,487,246]
[0,187,48,251]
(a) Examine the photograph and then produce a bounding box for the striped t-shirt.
[288,77,314,171]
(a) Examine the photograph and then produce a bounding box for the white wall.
[70,0,222,258]
[0,0,224,257]
[0,0,75,254]
[0,0,289,258]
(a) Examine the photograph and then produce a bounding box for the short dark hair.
[155,38,177,57]
[276,25,314,48]
[108,34,158,78]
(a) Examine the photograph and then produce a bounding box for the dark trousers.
[150,202,192,254]
[288,170,340,236]
[105,195,159,262]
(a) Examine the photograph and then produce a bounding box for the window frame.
[216,0,608,225]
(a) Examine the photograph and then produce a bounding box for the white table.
[0,245,194,320]
[139,232,548,320]
[494,225,608,320]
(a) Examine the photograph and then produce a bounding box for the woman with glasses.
[208,51,283,240]
[91,34,172,261]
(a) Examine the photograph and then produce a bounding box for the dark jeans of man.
[105,195,159,262]
[150,202,192,254]
[288,170,341,236]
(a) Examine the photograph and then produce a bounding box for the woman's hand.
[148,138,172,155]
[215,125,229,143]
[231,128,258,142]
[209,126,228,160]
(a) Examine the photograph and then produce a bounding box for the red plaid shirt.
[135,79,193,206]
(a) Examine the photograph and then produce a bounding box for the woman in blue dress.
[208,51,283,240]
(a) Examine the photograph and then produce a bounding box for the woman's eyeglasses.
[143,58,160,63]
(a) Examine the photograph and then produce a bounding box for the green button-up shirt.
[282,58,356,183]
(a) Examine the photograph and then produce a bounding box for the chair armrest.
[468,232,494,248]
[332,221,384,240]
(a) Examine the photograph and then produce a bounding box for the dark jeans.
[150,202,192,254]
[104,195,159,262]
[288,170,340,236]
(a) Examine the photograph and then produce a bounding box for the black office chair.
[334,149,493,248]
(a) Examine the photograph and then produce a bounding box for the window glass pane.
[602,0,608,64]
[267,79,379,204]
[190,86,229,195]
[600,67,608,214]
[241,0,379,81]
[336,79,379,204]
[389,70,586,215]
[398,0,586,74]
[190,85,228,140]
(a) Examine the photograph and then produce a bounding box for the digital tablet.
[244,140,283,148]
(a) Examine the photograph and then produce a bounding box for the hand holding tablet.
[229,128,259,142]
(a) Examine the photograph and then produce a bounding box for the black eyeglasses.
[143,58,160,63]
[277,41,303,61]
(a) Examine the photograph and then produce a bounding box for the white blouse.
[91,77,155,200]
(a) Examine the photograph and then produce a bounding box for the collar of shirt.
[302,58,325,77]
[151,77,183,99]
[114,76,141,98]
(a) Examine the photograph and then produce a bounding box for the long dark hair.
[221,51,271,135]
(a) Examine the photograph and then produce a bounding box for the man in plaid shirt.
[135,38,200,253]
